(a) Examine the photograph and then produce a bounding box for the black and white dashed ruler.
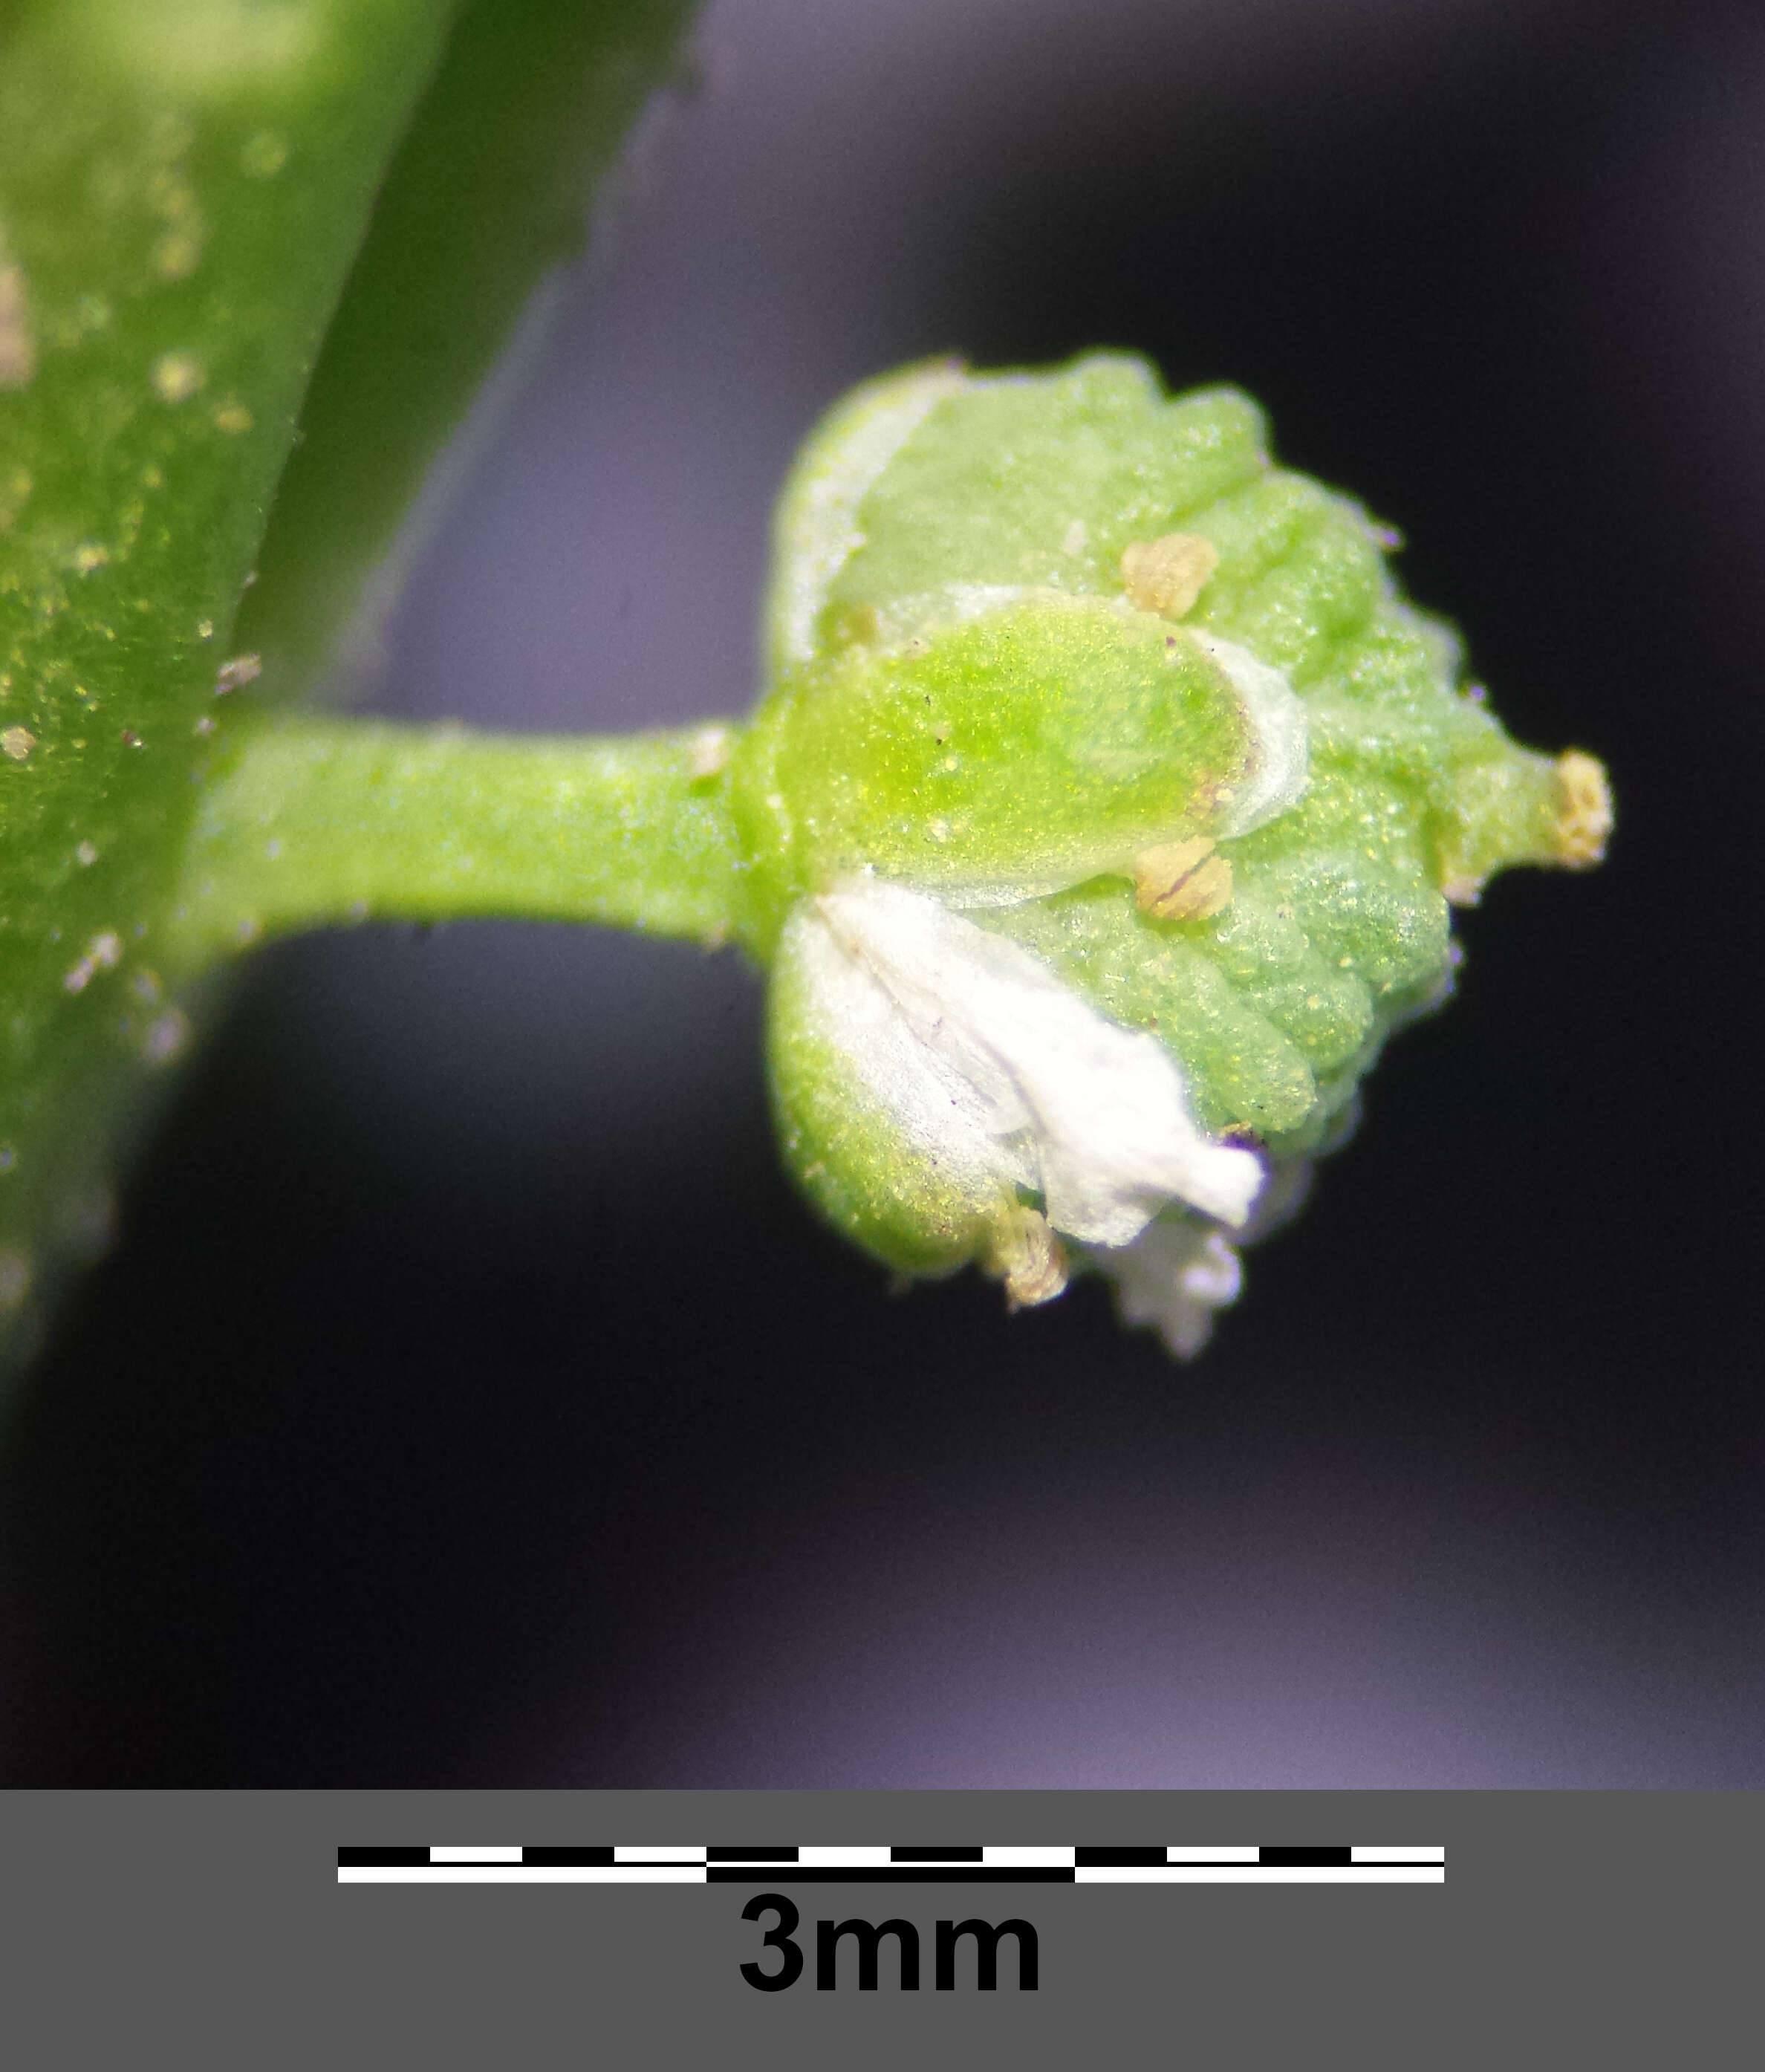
[339,1844,1443,1885]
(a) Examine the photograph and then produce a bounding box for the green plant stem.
[172,713,744,961]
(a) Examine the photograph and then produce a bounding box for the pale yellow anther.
[1120,533,1220,619]
[1134,835,1234,920]
[984,1203,1070,1309]
[1552,750,1613,868]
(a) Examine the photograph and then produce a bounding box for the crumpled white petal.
[1088,1220,1244,1359]
[810,876,1263,1247]
[1088,1156,1316,1358]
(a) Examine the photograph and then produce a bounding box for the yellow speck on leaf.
[212,400,254,435]
[63,930,123,996]
[0,466,32,531]
[152,350,204,403]
[215,653,261,694]
[1,726,36,761]
[240,130,290,179]
[152,228,204,281]
[0,262,34,389]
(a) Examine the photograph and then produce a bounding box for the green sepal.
[765,354,1267,674]
[732,598,1262,942]
[766,897,1008,1280]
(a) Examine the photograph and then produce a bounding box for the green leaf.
[238,0,697,698]
[0,0,692,1366]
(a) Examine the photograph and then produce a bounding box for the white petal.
[784,892,1036,1206]
[814,878,1263,1246]
[1238,1155,1313,1243]
[1092,1220,1244,1360]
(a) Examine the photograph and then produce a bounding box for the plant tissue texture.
[732,355,1610,1354]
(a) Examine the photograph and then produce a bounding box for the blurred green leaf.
[0,0,692,1367]
[239,0,698,698]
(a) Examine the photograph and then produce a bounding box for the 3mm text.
[739,1892,1038,1991]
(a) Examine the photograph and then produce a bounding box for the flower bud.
[731,354,1610,1353]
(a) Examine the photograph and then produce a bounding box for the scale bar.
[338,1844,1444,1887]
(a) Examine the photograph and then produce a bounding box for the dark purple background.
[2,0,1760,1785]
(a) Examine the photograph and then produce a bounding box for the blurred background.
[1,0,1761,1786]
